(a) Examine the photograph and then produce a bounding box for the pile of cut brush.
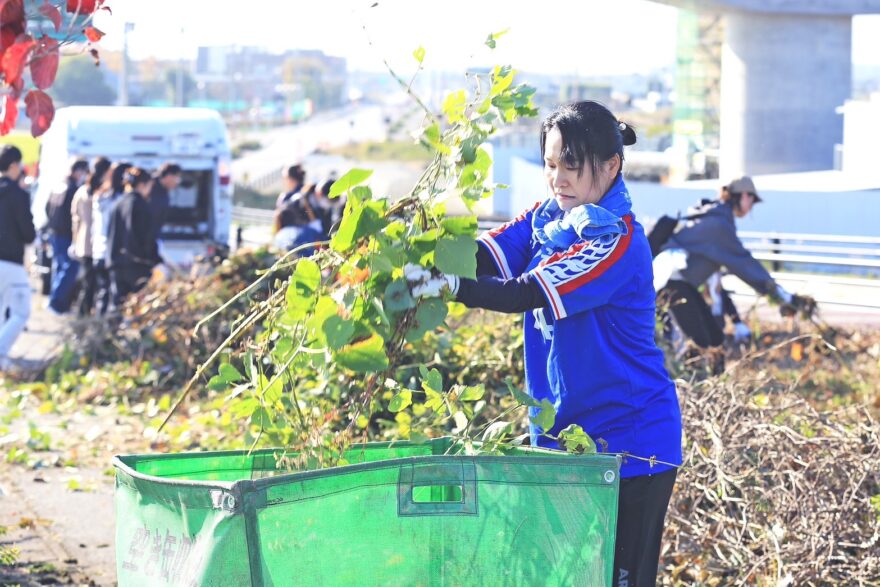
[663,337,880,584]
[60,248,279,393]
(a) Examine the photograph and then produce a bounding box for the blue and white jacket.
[475,176,682,478]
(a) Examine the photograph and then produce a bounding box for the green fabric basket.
[113,438,620,586]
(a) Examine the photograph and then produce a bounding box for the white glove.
[404,263,431,283]
[775,284,793,304]
[733,321,751,343]
[404,263,459,298]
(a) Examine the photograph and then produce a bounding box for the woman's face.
[284,173,300,191]
[734,192,757,218]
[544,127,619,211]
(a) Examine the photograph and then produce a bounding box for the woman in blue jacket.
[408,101,682,585]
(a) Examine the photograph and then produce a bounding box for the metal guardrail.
[233,206,275,225]
[233,206,880,273]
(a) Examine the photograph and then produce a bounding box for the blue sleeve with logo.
[528,214,636,320]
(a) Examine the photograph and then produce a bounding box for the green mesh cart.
[113,438,620,586]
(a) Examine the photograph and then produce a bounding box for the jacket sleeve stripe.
[477,234,513,279]
[531,268,567,320]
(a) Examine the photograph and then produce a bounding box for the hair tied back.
[618,120,637,147]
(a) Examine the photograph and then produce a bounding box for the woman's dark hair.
[540,101,637,180]
[0,145,22,171]
[124,167,152,191]
[158,162,182,178]
[285,164,305,184]
[88,157,112,194]
[318,179,335,197]
[110,161,132,194]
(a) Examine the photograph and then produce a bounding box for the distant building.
[560,82,612,106]
[836,94,880,176]
[194,46,347,116]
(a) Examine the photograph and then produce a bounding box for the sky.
[92,0,880,75]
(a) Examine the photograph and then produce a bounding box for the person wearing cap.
[653,176,813,371]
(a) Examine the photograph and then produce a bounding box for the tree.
[51,55,115,106]
[0,0,109,136]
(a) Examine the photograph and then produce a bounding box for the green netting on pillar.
[114,438,620,586]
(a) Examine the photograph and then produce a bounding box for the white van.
[32,106,234,267]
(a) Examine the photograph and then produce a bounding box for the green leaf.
[442,90,466,124]
[250,406,271,428]
[306,295,338,336]
[286,259,321,318]
[419,123,450,155]
[272,337,294,363]
[328,168,373,199]
[559,424,597,454]
[405,298,448,342]
[331,200,388,253]
[219,363,242,383]
[388,390,413,412]
[484,28,509,49]
[458,147,492,193]
[421,367,443,393]
[350,185,373,203]
[384,279,415,313]
[531,399,556,433]
[336,334,389,373]
[322,315,355,350]
[506,378,539,407]
[435,235,477,278]
[424,387,445,412]
[207,375,229,391]
[459,384,484,401]
[412,45,426,64]
[383,221,406,240]
[441,215,477,236]
[373,244,405,273]
[258,374,284,404]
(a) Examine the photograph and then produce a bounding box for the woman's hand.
[404,263,459,298]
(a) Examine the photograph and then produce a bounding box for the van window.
[162,169,213,239]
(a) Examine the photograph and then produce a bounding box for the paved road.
[3,273,70,373]
[231,104,392,190]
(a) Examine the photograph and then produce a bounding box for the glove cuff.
[775,284,793,304]
[445,274,460,296]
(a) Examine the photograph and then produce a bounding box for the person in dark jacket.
[107,167,157,309]
[45,158,89,314]
[92,161,130,316]
[0,146,36,370]
[147,162,182,262]
[653,176,814,367]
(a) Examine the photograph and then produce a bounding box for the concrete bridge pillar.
[720,12,851,177]
[651,1,880,178]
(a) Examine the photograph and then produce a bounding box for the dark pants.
[110,264,152,310]
[48,234,79,313]
[613,467,677,587]
[76,257,98,316]
[659,280,724,348]
[94,260,112,316]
